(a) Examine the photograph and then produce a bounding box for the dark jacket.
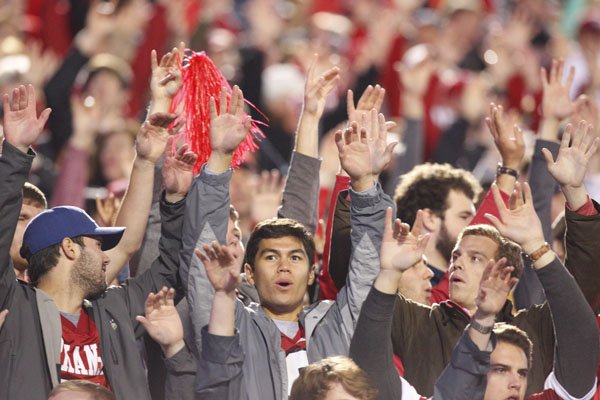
[564,200,600,314]
[0,141,186,400]
[391,294,555,397]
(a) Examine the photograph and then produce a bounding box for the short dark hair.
[289,356,378,400]
[22,182,47,209]
[459,224,523,278]
[394,163,482,226]
[25,236,86,286]
[494,323,533,368]
[244,218,315,268]
[49,380,115,400]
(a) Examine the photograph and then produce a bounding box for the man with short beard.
[0,84,193,399]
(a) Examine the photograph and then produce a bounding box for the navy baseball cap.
[21,206,125,257]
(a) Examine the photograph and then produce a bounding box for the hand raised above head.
[540,59,575,121]
[135,112,177,164]
[484,182,544,254]
[303,55,340,118]
[2,84,51,153]
[475,258,518,318]
[485,103,525,170]
[380,208,430,274]
[542,120,599,189]
[162,136,197,200]
[196,242,241,295]
[210,85,250,156]
[347,84,385,125]
[150,43,184,103]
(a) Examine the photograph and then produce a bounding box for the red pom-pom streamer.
[170,50,265,173]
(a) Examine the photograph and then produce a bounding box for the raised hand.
[347,84,386,126]
[485,182,545,255]
[162,136,197,200]
[135,287,184,358]
[541,59,575,121]
[362,109,398,177]
[335,122,373,191]
[76,0,118,55]
[380,208,430,273]
[250,170,284,223]
[135,112,177,164]
[475,258,518,318]
[196,242,241,294]
[2,84,51,153]
[150,44,183,107]
[209,85,250,157]
[95,192,121,227]
[571,95,599,133]
[485,103,525,169]
[543,121,599,188]
[303,56,340,118]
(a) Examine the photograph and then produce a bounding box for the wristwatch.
[469,319,494,334]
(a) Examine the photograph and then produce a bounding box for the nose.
[102,252,110,265]
[449,256,464,273]
[508,372,522,392]
[277,259,291,273]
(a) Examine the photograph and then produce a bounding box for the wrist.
[206,152,233,174]
[374,269,403,295]
[499,160,521,171]
[520,237,547,255]
[165,193,185,203]
[401,94,424,119]
[351,175,376,192]
[134,156,157,169]
[472,310,496,326]
[161,339,185,359]
[148,98,172,115]
[562,185,588,210]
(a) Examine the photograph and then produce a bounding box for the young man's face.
[448,234,499,312]
[70,237,110,300]
[227,216,244,261]
[484,341,529,400]
[245,236,315,320]
[435,190,476,262]
[10,201,44,271]
[397,257,433,305]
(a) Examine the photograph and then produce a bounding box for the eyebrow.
[259,248,307,256]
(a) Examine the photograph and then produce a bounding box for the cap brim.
[93,227,126,251]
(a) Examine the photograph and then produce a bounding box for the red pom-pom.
[170,50,265,173]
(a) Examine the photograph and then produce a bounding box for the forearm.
[344,183,393,318]
[49,143,90,208]
[536,258,599,397]
[530,139,560,242]
[294,112,319,157]
[164,343,197,400]
[105,157,155,282]
[0,142,35,289]
[278,152,321,235]
[208,291,236,336]
[434,330,493,400]
[349,287,403,400]
[467,311,496,351]
[564,203,600,312]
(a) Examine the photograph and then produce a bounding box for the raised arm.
[333,110,396,327]
[487,182,600,398]
[182,86,251,356]
[0,85,50,306]
[278,57,339,234]
[350,208,429,400]
[103,48,183,283]
[434,258,518,400]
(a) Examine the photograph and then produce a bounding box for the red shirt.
[60,308,109,389]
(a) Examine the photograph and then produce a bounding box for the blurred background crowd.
[4,0,600,252]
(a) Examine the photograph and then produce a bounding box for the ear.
[421,208,441,233]
[307,264,316,286]
[244,263,255,286]
[60,237,80,261]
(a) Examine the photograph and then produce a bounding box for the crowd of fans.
[1,0,600,399]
